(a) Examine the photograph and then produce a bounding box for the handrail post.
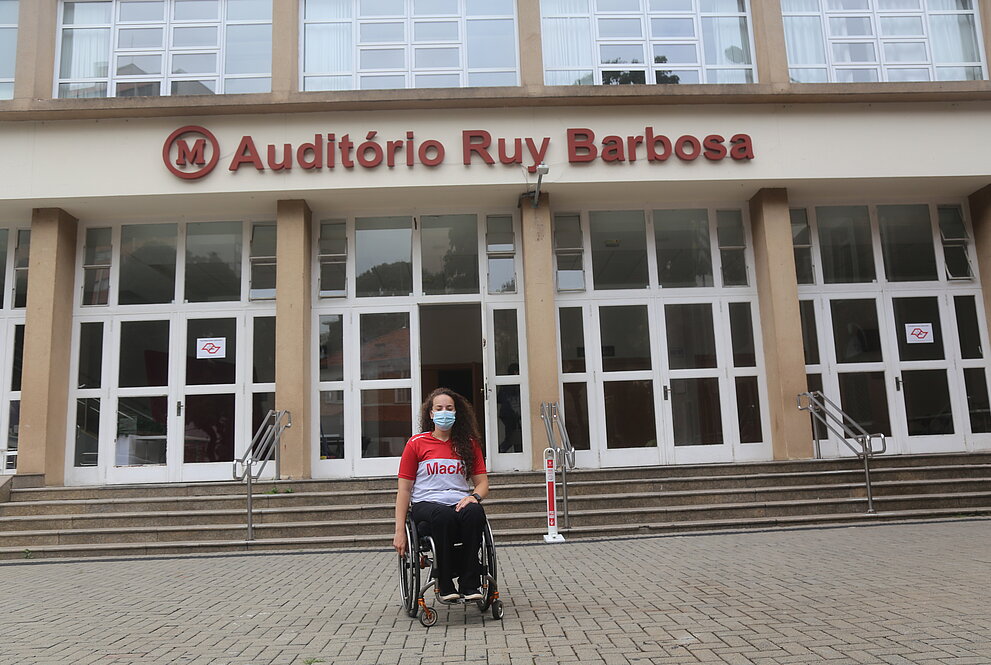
[860,436,876,515]
[246,457,254,541]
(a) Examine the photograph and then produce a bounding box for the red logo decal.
[909,328,929,340]
[199,342,222,355]
[163,125,220,180]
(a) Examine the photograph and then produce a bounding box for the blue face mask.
[431,410,456,431]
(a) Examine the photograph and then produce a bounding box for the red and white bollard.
[543,448,565,543]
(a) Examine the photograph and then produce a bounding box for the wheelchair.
[398,511,504,627]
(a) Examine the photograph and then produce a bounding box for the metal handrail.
[797,391,885,514]
[233,409,292,540]
[540,401,575,529]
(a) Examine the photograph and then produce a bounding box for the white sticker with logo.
[904,323,934,344]
[196,337,226,359]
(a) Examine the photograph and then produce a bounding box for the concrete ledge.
[10,474,44,490]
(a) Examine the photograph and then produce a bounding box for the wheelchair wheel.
[398,517,420,618]
[419,606,437,627]
[478,519,498,611]
[491,599,504,620]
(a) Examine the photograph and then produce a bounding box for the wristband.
[471,492,482,503]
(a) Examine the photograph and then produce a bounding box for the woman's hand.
[454,494,478,512]
[393,529,407,557]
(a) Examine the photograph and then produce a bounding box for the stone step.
[12,452,991,502]
[1,508,988,561]
[7,462,991,516]
[1,490,988,547]
[1,478,987,531]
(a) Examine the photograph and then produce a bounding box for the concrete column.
[750,0,790,85]
[271,0,300,98]
[520,192,559,471]
[517,0,545,89]
[17,208,78,485]
[967,184,991,348]
[748,189,812,460]
[13,0,57,100]
[980,1,991,66]
[275,200,312,479]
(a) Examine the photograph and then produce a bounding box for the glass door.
[485,305,528,472]
[593,300,664,468]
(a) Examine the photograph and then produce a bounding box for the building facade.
[2,0,991,486]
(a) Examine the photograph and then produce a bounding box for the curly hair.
[419,387,482,480]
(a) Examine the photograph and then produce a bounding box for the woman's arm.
[393,477,413,556]
[455,473,489,512]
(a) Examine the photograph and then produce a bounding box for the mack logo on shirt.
[425,461,465,475]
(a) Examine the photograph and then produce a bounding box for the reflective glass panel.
[590,211,648,290]
[600,305,651,372]
[735,376,762,443]
[186,318,236,385]
[60,29,111,78]
[665,303,716,369]
[10,324,22,391]
[701,17,751,65]
[902,370,953,436]
[226,24,272,75]
[893,297,943,362]
[728,302,755,367]
[360,312,410,380]
[119,320,169,387]
[361,388,411,457]
[319,390,345,459]
[494,310,520,376]
[654,209,713,288]
[174,0,218,20]
[74,398,100,467]
[496,385,523,453]
[963,368,991,434]
[5,401,16,460]
[954,295,982,359]
[252,317,275,384]
[671,378,722,446]
[186,222,242,302]
[250,391,275,456]
[830,299,882,364]
[78,322,104,389]
[806,373,828,441]
[816,206,874,284]
[563,382,591,450]
[184,393,235,462]
[83,227,112,306]
[878,204,937,282]
[604,380,656,448]
[116,396,168,465]
[319,314,344,382]
[13,229,28,308]
[355,217,412,297]
[837,372,891,436]
[421,214,479,295]
[0,230,7,305]
[488,257,516,293]
[800,300,820,365]
[559,307,586,374]
[120,223,177,305]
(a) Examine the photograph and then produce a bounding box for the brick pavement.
[1,519,990,664]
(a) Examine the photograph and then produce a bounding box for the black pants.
[410,501,485,584]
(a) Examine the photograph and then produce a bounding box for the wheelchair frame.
[398,512,504,627]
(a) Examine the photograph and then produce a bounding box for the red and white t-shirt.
[398,432,486,505]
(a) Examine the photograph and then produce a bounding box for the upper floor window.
[56,0,272,98]
[541,0,756,86]
[301,0,519,91]
[0,0,17,100]
[782,0,987,83]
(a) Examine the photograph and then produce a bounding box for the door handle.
[176,401,183,416]
[894,376,902,392]
[663,385,670,401]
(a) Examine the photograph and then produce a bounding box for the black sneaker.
[459,577,483,600]
[437,579,459,602]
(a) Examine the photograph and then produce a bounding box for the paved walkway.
[2,519,990,665]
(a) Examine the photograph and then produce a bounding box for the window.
[318,220,347,297]
[301,0,519,91]
[486,215,516,294]
[938,204,973,279]
[541,0,756,85]
[56,0,272,98]
[82,227,112,305]
[781,0,986,83]
[0,0,16,100]
[249,222,276,300]
[554,214,585,291]
[790,208,814,284]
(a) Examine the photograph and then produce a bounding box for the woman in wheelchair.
[394,387,489,603]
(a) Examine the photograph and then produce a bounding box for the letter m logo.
[175,138,207,167]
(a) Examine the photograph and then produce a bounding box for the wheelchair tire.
[479,520,499,611]
[399,518,420,618]
[491,599,504,620]
[419,606,437,627]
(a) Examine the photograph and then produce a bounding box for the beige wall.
[968,184,991,356]
[12,0,56,100]
[519,193,559,470]
[749,189,813,460]
[275,200,313,479]
[271,0,300,98]
[16,208,77,485]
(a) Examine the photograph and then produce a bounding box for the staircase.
[1,452,990,560]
